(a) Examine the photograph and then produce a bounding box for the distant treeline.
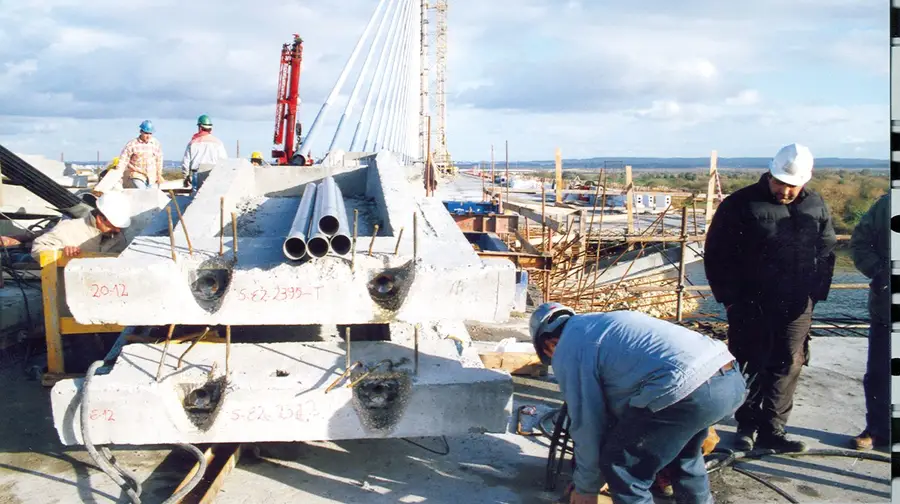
[458,157,889,170]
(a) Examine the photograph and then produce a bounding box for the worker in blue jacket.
[531,303,746,504]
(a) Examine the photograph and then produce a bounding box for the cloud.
[0,0,888,161]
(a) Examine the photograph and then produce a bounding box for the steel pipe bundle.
[0,143,92,218]
[282,176,351,260]
[282,183,318,261]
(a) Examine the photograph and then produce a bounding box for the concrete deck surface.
[0,336,889,503]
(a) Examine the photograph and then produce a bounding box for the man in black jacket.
[704,143,836,452]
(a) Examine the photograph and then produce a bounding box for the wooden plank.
[451,214,518,234]
[705,150,718,230]
[59,318,125,335]
[626,283,867,293]
[554,148,563,204]
[624,235,707,243]
[39,250,64,375]
[56,252,119,267]
[479,351,546,376]
[176,444,242,504]
[42,372,83,387]
[502,200,564,232]
[514,229,541,255]
[625,165,634,235]
[476,250,553,270]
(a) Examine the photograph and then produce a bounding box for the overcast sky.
[0,0,887,162]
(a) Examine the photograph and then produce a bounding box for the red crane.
[272,35,311,165]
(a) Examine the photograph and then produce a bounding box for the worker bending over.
[117,120,163,188]
[182,114,227,191]
[531,304,745,504]
[704,143,836,453]
[849,194,890,449]
[30,192,132,260]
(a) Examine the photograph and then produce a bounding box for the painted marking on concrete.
[90,283,129,298]
[88,409,117,422]
[236,285,324,303]
[226,401,318,423]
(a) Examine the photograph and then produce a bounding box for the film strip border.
[893,1,900,494]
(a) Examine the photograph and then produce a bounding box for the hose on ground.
[537,406,890,502]
[160,443,208,504]
[80,360,209,504]
[81,361,142,503]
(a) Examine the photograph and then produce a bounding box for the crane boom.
[272,35,307,165]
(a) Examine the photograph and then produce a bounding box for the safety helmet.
[250,151,263,161]
[95,191,132,229]
[197,114,213,128]
[769,143,813,187]
[530,302,576,365]
[139,120,154,134]
[108,157,119,168]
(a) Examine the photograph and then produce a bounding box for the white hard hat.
[95,191,132,229]
[530,302,576,364]
[769,143,814,187]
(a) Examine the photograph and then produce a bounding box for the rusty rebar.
[219,196,225,256]
[166,207,177,262]
[155,324,176,382]
[325,361,362,393]
[414,324,419,375]
[168,190,192,257]
[231,212,238,263]
[344,326,351,369]
[394,227,405,255]
[347,359,394,389]
[368,224,379,256]
[413,212,418,260]
[225,325,232,378]
[351,209,359,272]
[177,326,210,369]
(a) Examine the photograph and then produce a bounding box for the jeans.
[727,298,812,435]
[599,367,746,504]
[865,322,890,439]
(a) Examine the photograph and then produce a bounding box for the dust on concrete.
[234,195,268,237]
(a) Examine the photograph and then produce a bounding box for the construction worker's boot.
[733,426,755,451]
[851,429,889,451]
[756,430,807,453]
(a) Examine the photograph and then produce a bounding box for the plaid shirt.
[118,136,163,184]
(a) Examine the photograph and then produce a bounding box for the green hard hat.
[197,114,213,127]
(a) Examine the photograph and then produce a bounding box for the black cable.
[731,465,799,503]
[0,241,35,335]
[402,436,450,456]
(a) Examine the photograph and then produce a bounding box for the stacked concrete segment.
[51,152,517,445]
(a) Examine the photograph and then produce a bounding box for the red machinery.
[272,35,311,165]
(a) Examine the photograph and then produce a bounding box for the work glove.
[183,178,191,188]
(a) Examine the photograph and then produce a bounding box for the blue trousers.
[599,367,746,504]
[865,322,890,440]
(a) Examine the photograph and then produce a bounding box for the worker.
[182,114,228,191]
[531,304,745,504]
[97,156,119,182]
[704,143,837,453]
[849,194,890,450]
[117,120,163,189]
[30,192,132,261]
[250,151,266,166]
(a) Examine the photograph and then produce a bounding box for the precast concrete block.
[51,332,514,445]
[61,156,516,326]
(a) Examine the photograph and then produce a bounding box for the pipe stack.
[282,176,352,261]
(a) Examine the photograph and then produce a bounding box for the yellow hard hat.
[250,151,263,160]
[106,157,119,169]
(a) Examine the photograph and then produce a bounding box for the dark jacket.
[704,173,837,313]
[850,194,890,326]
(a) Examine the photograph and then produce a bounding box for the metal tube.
[298,0,389,161]
[330,181,353,255]
[283,183,318,261]
[307,182,331,258]
[318,177,341,236]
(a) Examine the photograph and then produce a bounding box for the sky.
[0,0,888,163]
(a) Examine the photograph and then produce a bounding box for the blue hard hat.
[139,120,154,134]
[530,302,576,365]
